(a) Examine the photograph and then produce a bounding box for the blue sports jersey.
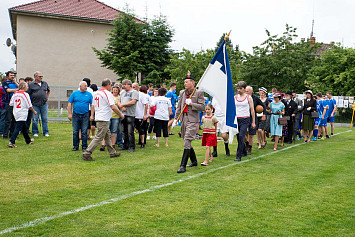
[326,98,336,116]
[322,99,330,118]
[166,90,177,108]
[317,100,325,118]
[2,80,18,103]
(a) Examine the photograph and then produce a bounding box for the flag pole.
[224,30,232,40]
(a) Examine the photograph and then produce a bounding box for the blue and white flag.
[197,40,238,142]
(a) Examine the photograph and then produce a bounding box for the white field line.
[1,129,352,235]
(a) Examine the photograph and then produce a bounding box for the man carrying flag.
[174,74,205,173]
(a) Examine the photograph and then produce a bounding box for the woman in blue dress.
[270,93,285,151]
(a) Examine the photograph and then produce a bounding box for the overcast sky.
[1,0,354,73]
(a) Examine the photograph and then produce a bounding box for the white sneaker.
[45,134,50,137]
[147,136,150,140]
[33,134,39,137]
[7,142,17,148]
[90,136,95,139]
[152,136,156,140]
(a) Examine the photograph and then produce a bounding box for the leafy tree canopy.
[307,46,355,95]
[239,24,321,93]
[93,11,174,84]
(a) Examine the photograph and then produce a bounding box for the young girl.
[8,82,37,148]
[201,104,218,166]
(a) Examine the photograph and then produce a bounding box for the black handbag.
[278,117,287,125]
[311,112,319,118]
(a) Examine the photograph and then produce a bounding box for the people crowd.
[1,71,50,148]
[2,71,339,174]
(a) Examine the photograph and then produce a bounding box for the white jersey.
[93,88,115,121]
[10,91,32,121]
[151,96,172,121]
[135,92,150,119]
[235,94,251,118]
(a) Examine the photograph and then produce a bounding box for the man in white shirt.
[82,78,124,161]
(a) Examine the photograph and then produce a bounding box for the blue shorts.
[169,108,176,120]
[109,118,120,134]
[327,116,335,123]
[314,118,321,126]
[319,118,327,127]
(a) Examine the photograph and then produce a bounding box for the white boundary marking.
[1,130,352,235]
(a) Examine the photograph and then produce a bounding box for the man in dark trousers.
[173,74,205,173]
[2,71,18,139]
[283,91,298,144]
[245,86,265,155]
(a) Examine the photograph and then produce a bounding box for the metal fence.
[47,85,77,120]
[46,86,355,125]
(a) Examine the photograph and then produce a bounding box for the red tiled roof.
[10,0,143,23]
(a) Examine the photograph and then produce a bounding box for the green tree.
[240,24,320,92]
[165,33,242,92]
[165,49,215,91]
[93,12,173,83]
[307,46,355,95]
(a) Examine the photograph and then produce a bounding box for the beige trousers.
[83,121,115,155]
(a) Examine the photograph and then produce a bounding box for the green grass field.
[0,122,354,236]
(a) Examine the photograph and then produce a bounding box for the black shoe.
[140,144,145,148]
[72,147,79,151]
[99,145,105,151]
[128,148,135,152]
[224,142,230,156]
[169,133,174,135]
[177,166,186,173]
[234,157,241,162]
[177,149,190,173]
[119,147,129,151]
[187,163,197,167]
[287,141,292,144]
